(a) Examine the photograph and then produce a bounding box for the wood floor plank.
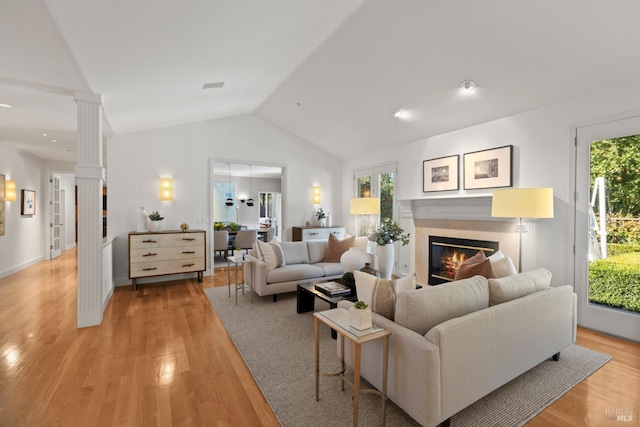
[0,249,638,426]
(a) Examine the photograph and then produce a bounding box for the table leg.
[381,335,389,426]
[315,317,320,401]
[353,343,361,427]
[340,335,345,392]
[296,286,315,313]
[227,260,231,297]
[235,262,239,305]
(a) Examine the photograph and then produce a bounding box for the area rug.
[203,286,611,427]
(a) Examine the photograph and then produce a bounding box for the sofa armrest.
[337,308,443,427]
[243,255,268,296]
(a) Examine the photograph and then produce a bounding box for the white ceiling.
[2,1,640,163]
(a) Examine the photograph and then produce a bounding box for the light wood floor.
[0,249,638,426]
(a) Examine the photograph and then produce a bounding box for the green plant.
[607,243,640,256]
[148,211,164,221]
[341,272,355,292]
[354,301,368,310]
[368,218,410,246]
[316,208,326,220]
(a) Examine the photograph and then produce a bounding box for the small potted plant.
[316,208,327,227]
[148,211,164,232]
[349,300,372,330]
[180,222,189,232]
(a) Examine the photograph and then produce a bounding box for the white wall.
[0,143,45,278]
[342,84,640,287]
[108,114,343,285]
[58,173,77,250]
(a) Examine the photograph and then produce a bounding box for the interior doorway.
[575,115,640,342]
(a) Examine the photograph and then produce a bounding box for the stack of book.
[314,281,351,297]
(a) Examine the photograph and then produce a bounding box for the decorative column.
[74,92,105,328]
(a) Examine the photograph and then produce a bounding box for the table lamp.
[350,197,380,237]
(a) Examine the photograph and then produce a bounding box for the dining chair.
[213,230,230,258]
[265,227,276,242]
[233,229,258,255]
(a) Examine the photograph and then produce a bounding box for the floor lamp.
[491,188,554,272]
[350,197,380,237]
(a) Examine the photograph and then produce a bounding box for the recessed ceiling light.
[42,133,48,137]
[202,82,225,89]
[394,109,405,119]
[459,80,477,91]
[0,103,12,108]
[51,139,57,142]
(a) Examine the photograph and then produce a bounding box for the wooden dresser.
[128,230,206,290]
[292,226,345,242]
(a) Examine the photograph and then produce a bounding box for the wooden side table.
[313,308,391,426]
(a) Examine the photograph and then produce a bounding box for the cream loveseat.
[244,235,370,301]
[338,269,577,427]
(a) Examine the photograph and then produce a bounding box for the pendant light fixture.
[225,163,234,206]
[247,165,255,206]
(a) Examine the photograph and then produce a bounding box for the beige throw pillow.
[353,271,418,320]
[491,255,517,278]
[269,241,286,267]
[324,234,355,262]
[488,268,552,306]
[254,239,277,271]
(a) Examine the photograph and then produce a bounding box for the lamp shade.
[491,188,554,219]
[5,180,16,201]
[350,197,381,215]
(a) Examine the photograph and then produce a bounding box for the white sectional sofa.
[338,269,577,427]
[244,240,345,301]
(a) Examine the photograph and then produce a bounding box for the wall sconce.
[312,186,321,205]
[5,180,16,201]
[160,178,173,201]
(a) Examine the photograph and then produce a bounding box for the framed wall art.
[21,189,36,215]
[463,145,513,190]
[423,155,459,192]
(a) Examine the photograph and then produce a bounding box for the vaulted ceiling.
[2,1,640,163]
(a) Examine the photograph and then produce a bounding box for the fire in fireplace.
[428,236,499,285]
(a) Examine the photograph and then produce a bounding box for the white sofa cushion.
[280,242,310,265]
[395,276,489,336]
[488,268,552,306]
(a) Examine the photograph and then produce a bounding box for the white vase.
[340,247,370,273]
[376,243,394,279]
[318,218,326,227]
[349,307,372,330]
[137,206,148,232]
[149,221,161,232]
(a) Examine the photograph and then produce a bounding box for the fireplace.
[428,236,499,285]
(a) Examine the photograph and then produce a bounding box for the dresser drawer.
[129,232,204,249]
[130,245,205,264]
[130,258,205,278]
[297,227,345,242]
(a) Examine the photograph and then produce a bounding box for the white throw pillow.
[353,270,377,307]
[254,239,277,271]
[394,273,417,293]
[488,268,552,306]
[488,250,505,261]
[269,241,286,267]
[491,255,517,278]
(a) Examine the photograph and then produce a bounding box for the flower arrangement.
[180,223,189,232]
[315,208,326,220]
[368,218,410,246]
[148,211,164,221]
[214,221,241,231]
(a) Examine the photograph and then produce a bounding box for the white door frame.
[574,114,640,342]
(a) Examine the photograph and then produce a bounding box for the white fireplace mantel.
[407,196,496,221]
